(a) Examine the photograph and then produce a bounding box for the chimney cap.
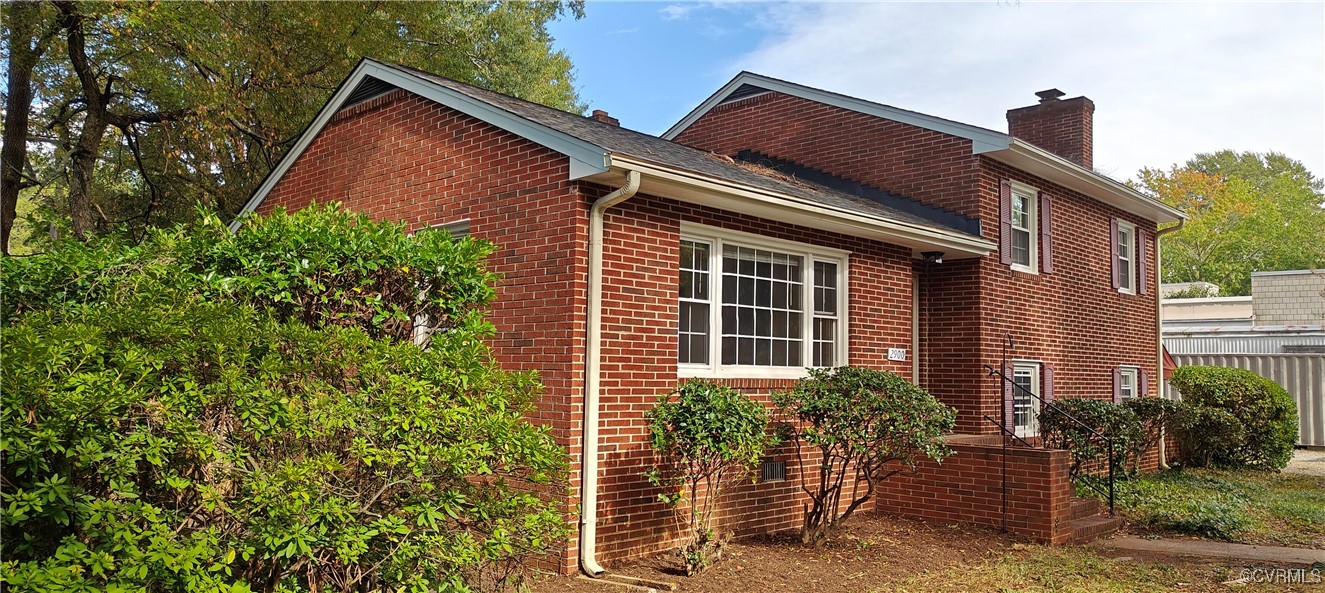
[1035,89,1066,103]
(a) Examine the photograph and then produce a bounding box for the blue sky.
[549,2,1325,182]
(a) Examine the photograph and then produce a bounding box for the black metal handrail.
[983,363,1115,516]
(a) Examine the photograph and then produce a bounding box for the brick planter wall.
[874,437,1074,544]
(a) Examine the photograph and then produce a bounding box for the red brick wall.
[256,89,589,572]
[875,441,1074,543]
[589,189,919,565]
[673,92,984,219]
[673,91,1160,435]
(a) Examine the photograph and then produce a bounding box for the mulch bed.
[530,514,1011,593]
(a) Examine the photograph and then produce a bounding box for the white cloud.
[727,2,1325,180]
[659,4,697,20]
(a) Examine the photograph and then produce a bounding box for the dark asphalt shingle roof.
[394,64,983,241]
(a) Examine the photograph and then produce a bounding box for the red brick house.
[234,60,1185,575]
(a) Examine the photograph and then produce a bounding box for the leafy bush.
[1173,405,1246,469]
[1122,397,1186,472]
[1170,366,1297,470]
[1039,398,1142,479]
[3,205,497,343]
[645,381,773,575]
[1,206,565,593]
[773,367,955,546]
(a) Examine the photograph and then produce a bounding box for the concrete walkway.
[1092,536,1325,565]
[1285,448,1325,477]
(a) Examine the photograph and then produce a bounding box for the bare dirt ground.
[529,514,1307,593]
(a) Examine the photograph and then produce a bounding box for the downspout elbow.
[581,169,641,577]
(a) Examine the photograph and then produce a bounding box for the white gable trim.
[230,59,609,230]
[661,72,1012,154]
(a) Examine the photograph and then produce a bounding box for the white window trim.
[1119,366,1139,400]
[1115,219,1136,294]
[1011,360,1042,438]
[1009,181,1038,275]
[678,222,849,379]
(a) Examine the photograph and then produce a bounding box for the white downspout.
[1154,218,1185,470]
[581,169,641,577]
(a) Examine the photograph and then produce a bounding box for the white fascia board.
[605,155,994,259]
[229,59,608,231]
[990,140,1186,224]
[661,72,1011,154]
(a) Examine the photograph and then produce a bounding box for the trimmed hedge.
[1170,366,1297,470]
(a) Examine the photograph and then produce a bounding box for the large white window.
[678,224,848,378]
[1115,220,1136,294]
[1010,183,1038,273]
[1012,362,1041,438]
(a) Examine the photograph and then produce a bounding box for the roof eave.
[662,72,1010,154]
[229,59,610,231]
[603,155,995,259]
[989,140,1187,224]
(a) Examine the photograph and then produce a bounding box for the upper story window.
[678,223,848,378]
[1114,219,1136,294]
[1118,367,1138,399]
[1001,180,1047,274]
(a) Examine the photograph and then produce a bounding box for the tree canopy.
[2,1,585,254]
[1136,150,1325,296]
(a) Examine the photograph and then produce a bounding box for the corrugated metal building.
[1162,272,1325,447]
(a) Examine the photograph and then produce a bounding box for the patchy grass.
[886,544,1314,593]
[1105,467,1325,547]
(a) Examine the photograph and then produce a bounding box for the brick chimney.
[590,109,619,126]
[1007,89,1095,169]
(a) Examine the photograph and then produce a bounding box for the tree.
[2,1,585,253]
[773,367,955,546]
[1136,150,1325,295]
[1,205,568,592]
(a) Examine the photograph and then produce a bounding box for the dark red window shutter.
[1137,228,1149,295]
[1043,364,1055,403]
[1040,193,1054,274]
[1140,369,1150,398]
[1109,219,1121,289]
[1003,363,1015,430]
[1112,367,1123,404]
[1000,179,1013,265]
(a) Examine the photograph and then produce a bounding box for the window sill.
[678,365,820,380]
[1010,264,1038,275]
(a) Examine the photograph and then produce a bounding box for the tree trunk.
[67,112,108,239]
[1,2,45,254]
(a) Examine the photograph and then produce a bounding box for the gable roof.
[662,72,1185,224]
[233,59,995,257]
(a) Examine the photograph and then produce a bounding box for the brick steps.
[1067,497,1122,543]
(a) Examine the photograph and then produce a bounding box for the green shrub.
[1,206,565,593]
[1174,405,1246,469]
[1039,398,1142,478]
[645,381,773,575]
[773,367,954,546]
[1170,366,1297,470]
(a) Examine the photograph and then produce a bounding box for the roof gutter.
[606,155,995,258]
[996,140,1187,224]
[580,168,641,577]
[1154,217,1185,469]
